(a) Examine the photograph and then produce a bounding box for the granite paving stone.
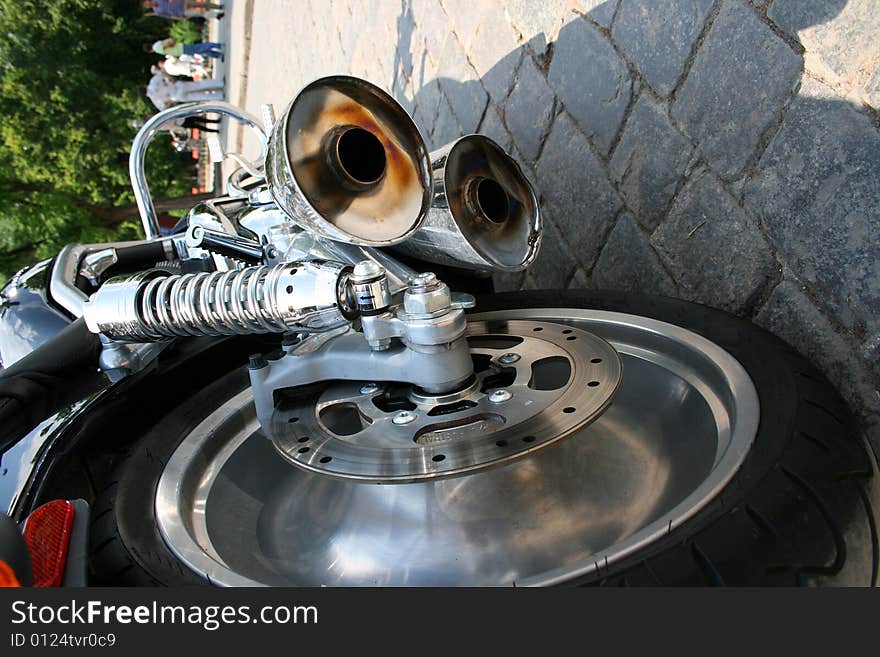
[504,55,557,162]
[652,168,776,313]
[672,0,802,180]
[593,213,678,295]
[548,17,632,154]
[612,0,713,96]
[769,0,879,110]
[744,75,880,336]
[477,101,514,153]
[610,93,695,230]
[536,111,623,271]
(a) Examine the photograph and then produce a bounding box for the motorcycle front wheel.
[88,290,880,586]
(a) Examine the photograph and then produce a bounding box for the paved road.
[220,0,880,449]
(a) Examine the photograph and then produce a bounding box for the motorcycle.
[0,76,877,587]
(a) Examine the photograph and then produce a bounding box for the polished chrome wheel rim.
[156,309,759,586]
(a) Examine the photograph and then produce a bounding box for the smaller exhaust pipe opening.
[472,177,510,224]
[334,127,387,187]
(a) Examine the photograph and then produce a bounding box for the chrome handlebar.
[129,101,268,239]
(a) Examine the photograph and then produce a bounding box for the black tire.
[88,367,252,586]
[89,290,880,586]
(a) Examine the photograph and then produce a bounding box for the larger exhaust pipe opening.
[471,177,510,224]
[334,126,387,187]
[268,77,432,246]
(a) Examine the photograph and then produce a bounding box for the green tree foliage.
[0,0,199,279]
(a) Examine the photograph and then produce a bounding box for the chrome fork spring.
[83,260,349,341]
[137,264,289,338]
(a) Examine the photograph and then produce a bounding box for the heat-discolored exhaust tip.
[265,76,432,247]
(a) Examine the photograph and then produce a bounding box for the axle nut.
[403,282,452,317]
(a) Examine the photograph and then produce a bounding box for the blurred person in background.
[146,65,224,110]
[147,37,223,60]
[162,54,210,80]
[142,0,224,20]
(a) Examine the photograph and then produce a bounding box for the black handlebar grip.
[112,241,170,270]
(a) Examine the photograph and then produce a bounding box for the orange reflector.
[0,559,20,587]
[23,500,75,587]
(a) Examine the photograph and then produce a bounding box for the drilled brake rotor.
[270,319,622,482]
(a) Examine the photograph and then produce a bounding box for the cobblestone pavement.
[223,0,880,450]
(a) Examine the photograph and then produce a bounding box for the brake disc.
[270,319,622,482]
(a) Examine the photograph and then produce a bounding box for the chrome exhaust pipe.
[266,76,433,247]
[392,135,541,272]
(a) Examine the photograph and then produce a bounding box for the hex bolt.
[498,352,520,364]
[488,389,512,403]
[351,260,385,282]
[368,338,392,351]
[408,272,440,292]
[392,410,418,425]
[360,383,380,395]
